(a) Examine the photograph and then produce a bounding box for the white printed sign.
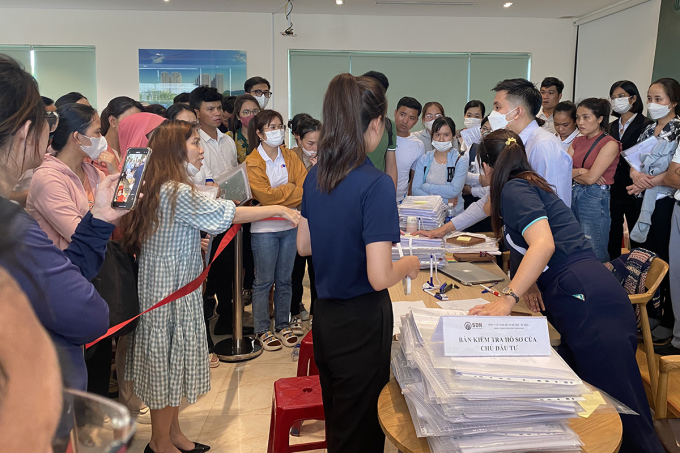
[433,316,551,357]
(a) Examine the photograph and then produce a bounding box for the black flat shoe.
[178,442,210,453]
[144,444,155,453]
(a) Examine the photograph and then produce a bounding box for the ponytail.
[317,73,387,193]
[478,129,554,238]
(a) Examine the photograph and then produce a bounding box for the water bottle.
[291,343,300,361]
[445,203,456,224]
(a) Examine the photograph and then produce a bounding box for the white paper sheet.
[392,301,427,336]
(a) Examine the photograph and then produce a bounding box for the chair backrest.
[629,257,669,306]
[655,356,680,419]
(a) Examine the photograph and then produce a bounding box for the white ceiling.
[1,0,628,19]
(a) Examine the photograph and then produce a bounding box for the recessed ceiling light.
[164,0,170,2]
[503,2,513,6]
[336,0,343,4]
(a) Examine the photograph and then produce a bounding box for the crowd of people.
[0,48,679,453]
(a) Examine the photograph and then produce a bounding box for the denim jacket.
[412,150,468,216]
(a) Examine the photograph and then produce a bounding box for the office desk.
[388,261,561,346]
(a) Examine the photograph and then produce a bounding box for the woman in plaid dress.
[121,120,300,453]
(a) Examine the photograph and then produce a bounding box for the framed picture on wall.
[139,49,247,106]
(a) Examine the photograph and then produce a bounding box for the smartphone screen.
[112,147,151,209]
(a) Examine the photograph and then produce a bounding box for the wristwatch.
[501,286,520,304]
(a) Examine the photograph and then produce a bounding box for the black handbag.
[91,240,140,337]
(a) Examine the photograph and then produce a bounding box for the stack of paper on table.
[392,304,590,453]
[399,195,447,230]
[392,234,447,268]
[445,232,499,256]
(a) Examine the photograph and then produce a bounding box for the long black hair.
[51,103,98,152]
[478,129,554,238]
[100,96,143,135]
[317,73,387,193]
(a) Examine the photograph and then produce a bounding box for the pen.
[480,284,501,297]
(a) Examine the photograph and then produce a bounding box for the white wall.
[0,8,577,117]
[574,0,661,102]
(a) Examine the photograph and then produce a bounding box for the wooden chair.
[654,356,680,452]
[630,257,669,405]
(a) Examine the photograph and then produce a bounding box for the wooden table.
[378,379,623,453]
[388,261,562,346]
[383,262,622,452]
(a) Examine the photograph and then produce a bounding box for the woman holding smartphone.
[297,73,420,452]
[120,120,300,453]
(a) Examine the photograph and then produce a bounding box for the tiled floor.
[125,278,399,453]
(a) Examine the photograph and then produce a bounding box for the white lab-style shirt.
[395,134,425,202]
[198,128,238,180]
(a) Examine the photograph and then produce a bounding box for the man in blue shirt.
[435,78,572,235]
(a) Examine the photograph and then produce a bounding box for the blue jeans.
[571,184,611,263]
[251,228,298,334]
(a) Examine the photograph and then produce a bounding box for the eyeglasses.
[241,109,260,117]
[250,90,272,98]
[263,124,286,132]
[45,111,59,133]
[424,113,443,121]
[610,95,630,101]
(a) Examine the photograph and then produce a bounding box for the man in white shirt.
[190,85,241,337]
[447,78,572,232]
[190,85,238,180]
[394,97,425,202]
[537,77,564,135]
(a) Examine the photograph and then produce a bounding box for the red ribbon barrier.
[85,224,242,348]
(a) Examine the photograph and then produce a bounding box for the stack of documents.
[392,234,447,268]
[393,304,588,453]
[445,232,500,256]
[399,195,448,230]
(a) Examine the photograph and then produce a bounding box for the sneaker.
[290,317,304,336]
[299,306,310,321]
[654,343,680,356]
[209,353,220,368]
[258,332,283,351]
[135,405,151,425]
[277,327,299,348]
[242,289,252,306]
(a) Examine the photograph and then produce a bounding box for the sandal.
[277,327,299,347]
[209,353,220,368]
[258,332,282,351]
[290,317,304,336]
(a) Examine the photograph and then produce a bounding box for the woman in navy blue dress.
[297,73,420,453]
[467,129,663,453]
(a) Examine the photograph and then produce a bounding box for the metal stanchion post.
[214,226,262,362]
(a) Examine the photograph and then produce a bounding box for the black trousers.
[85,337,112,398]
[205,231,235,324]
[242,223,255,291]
[635,197,675,328]
[313,290,392,453]
[291,253,317,316]
[538,251,664,453]
[608,190,640,260]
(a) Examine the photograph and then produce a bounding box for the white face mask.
[464,117,482,129]
[78,134,108,160]
[263,129,285,147]
[647,102,673,120]
[254,95,269,110]
[487,107,519,131]
[424,120,435,131]
[611,97,631,115]
[185,161,200,177]
[431,140,453,152]
[302,147,316,157]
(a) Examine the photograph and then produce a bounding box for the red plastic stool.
[296,330,318,377]
[267,375,327,453]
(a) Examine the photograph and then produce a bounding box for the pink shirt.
[572,134,621,185]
